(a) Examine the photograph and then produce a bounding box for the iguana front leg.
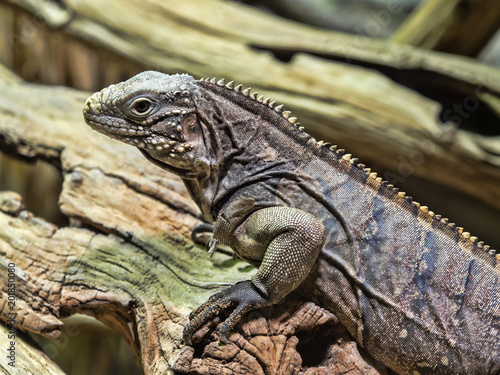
[183,206,326,344]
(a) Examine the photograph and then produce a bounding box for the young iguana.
[83,71,500,375]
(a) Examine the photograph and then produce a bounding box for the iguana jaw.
[84,100,195,159]
[83,108,155,147]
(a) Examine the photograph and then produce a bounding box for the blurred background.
[1,0,500,373]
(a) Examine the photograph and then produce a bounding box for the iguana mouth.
[83,112,154,149]
[83,91,149,138]
[84,113,151,136]
[82,71,500,375]
[85,114,190,155]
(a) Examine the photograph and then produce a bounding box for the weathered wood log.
[0,66,394,373]
[236,0,416,37]
[2,0,500,216]
[392,0,500,56]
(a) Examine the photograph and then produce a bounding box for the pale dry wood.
[0,66,389,374]
[0,318,66,375]
[392,0,500,56]
[391,0,460,48]
[2,0,500,213]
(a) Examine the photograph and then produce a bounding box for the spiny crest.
[358,164,495,255]
[200,76,496,256]
[201,77,301,129]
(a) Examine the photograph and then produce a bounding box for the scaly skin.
[83,71,500,375]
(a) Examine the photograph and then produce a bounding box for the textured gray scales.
[83,71,500,375]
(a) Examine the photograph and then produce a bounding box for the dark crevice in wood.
[0,148,69,227]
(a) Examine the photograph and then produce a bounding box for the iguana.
[83,71,500,375]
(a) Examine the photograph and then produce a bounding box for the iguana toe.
[183,280,271,344]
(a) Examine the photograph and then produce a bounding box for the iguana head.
[83,71,208,178]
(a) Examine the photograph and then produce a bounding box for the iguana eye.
[130,98,154,116]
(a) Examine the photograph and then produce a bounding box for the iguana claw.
[190,222,214,246]
[206,237,218,258]
[183,280,271,345]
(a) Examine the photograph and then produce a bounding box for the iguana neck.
[189,80,314,221]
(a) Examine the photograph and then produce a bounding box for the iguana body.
[83,71,500,374]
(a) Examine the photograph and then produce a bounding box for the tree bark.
[0,314,66,374]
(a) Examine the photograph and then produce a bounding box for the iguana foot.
[183,280,272,345]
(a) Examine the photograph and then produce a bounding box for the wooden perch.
[2,0,500,214]
[0,315,65,374]
[0,66,393,373]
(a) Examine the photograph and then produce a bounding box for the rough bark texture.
[0,66,393,374]
[172,302,384,375]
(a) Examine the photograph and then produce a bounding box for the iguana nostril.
[84,93,104,114]
[84,97,94,112]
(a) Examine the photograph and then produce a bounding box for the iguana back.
[196,78,500,374]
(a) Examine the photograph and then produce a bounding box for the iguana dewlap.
[83,71,500,375]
